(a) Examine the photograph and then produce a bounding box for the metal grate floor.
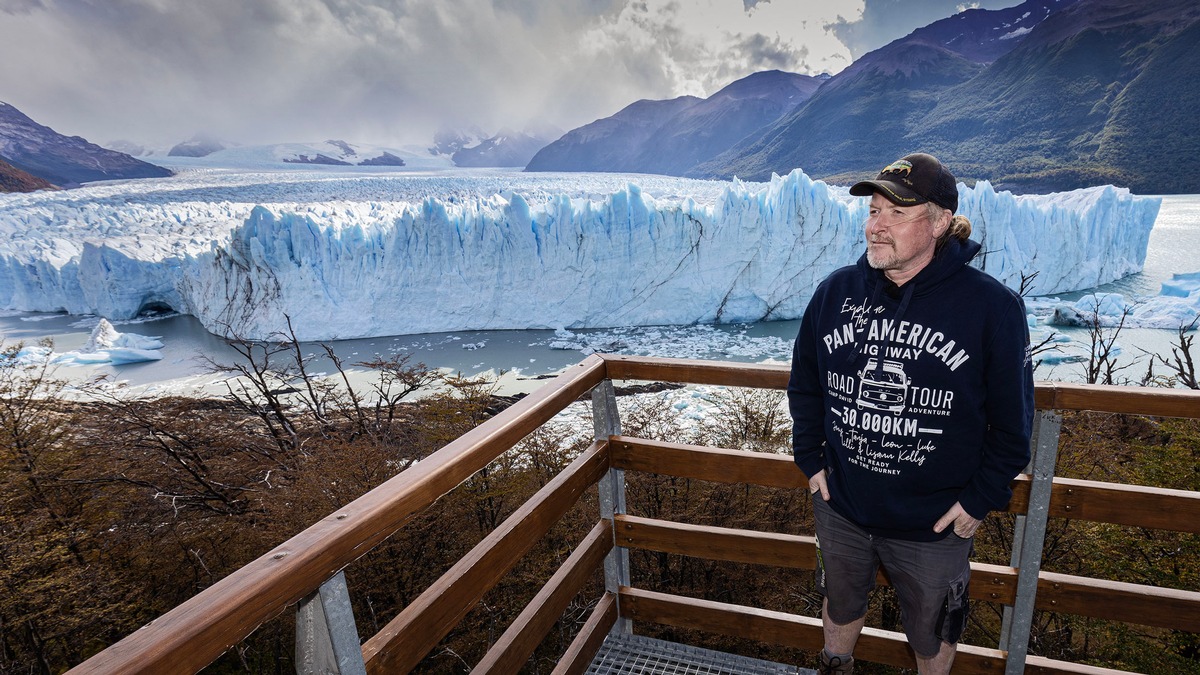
[586,632,815,675]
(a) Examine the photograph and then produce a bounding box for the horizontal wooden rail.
[619,587,1137,675]
[615,436,1200,536]
[1033,382,1200,418]
[1043,476,1200,533]
[553,593,617,675]
[615,514,813,569]
[362,440,611,673]
[599,354,791,389]
[69,355,607,675]
[615,515,1019,605]
[617,514,1200,631]
[600,354,1200,418]
[472,520,612,673]
[610,436,805,489]
[1037,572,1200,633]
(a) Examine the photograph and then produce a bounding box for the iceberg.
[53,318,164,365]
[1049,272,1200,330]
[0,169,1160,341]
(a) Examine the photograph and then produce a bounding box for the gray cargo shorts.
[813,497,973,658]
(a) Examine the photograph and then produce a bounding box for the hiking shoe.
[819,650,855,675]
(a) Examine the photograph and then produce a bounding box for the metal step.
[586,632,817,675]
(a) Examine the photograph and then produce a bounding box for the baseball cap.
[849,153,958,213]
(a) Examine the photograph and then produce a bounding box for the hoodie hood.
[847,236,983,372]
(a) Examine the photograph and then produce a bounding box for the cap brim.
[849,179,928,206]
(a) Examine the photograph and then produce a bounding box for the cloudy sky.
[0,0,1018,150]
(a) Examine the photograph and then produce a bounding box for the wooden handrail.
[599,354,1200,418]
[69,355,607,675]
[610,436,805,489]
[599,353,791,390]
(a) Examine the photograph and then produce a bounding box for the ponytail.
[948,214,972,241]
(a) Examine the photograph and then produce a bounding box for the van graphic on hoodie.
[789,237,1034,542]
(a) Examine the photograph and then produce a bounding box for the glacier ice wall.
[0,170,1160,341]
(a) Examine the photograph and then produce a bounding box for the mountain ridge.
[526,70,826,175]
[0,101,172,186]
[531,0,1199,193]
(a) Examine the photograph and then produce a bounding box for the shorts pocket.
[935,568,970,645]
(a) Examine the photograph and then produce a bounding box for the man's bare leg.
[822,597,865,654]
[914,640,956,675]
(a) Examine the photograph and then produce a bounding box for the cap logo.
[881,160,912,177]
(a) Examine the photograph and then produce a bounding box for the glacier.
[0,168,1160,341]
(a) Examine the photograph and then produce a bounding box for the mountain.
[692,0,1200,193]
[157,140,448,171]
[690,0,1076,184]
[0,155,58,192]
[168,134,225,158]
[525,70,825,175]
[912,0,1200,193]
[105,140,155,157]
[627,70,826,176]
[430,126,489,157]
[524,95,703,172]
[451,127,560,168]
[0,101,172,186]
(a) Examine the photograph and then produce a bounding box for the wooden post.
[296,571,367,675]
[592,379,631,634]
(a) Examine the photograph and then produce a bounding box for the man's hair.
[928,202,972,251]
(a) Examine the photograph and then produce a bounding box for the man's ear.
[933,209,952,237]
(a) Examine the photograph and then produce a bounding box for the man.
[788,153,1034,675]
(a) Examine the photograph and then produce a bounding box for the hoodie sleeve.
[958,293,1035,519]
[789,294,828,479]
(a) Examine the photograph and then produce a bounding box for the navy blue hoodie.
[788,236,1034,541]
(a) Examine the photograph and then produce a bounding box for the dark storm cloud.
[832,0,1020,59]
[0,0,1000,150]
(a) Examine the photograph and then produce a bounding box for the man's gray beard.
[866,248,895,270]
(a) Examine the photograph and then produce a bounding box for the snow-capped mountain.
[0,101,172,186]
[151,140,452,171]
[168,133,226,158]
[105,140,157,158]
[451,127,560,167]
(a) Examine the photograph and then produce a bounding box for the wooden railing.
[68,354,1200,674]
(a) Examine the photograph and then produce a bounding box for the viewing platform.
[66,354,1200,674]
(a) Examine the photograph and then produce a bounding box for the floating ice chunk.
[1049,285,1200,330]
[51,318,166,365]
[1160,271,1200,299]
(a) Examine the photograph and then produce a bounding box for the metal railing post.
[1000,410,1062,675]
[592,379,631,634]
[296,571,367,675]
